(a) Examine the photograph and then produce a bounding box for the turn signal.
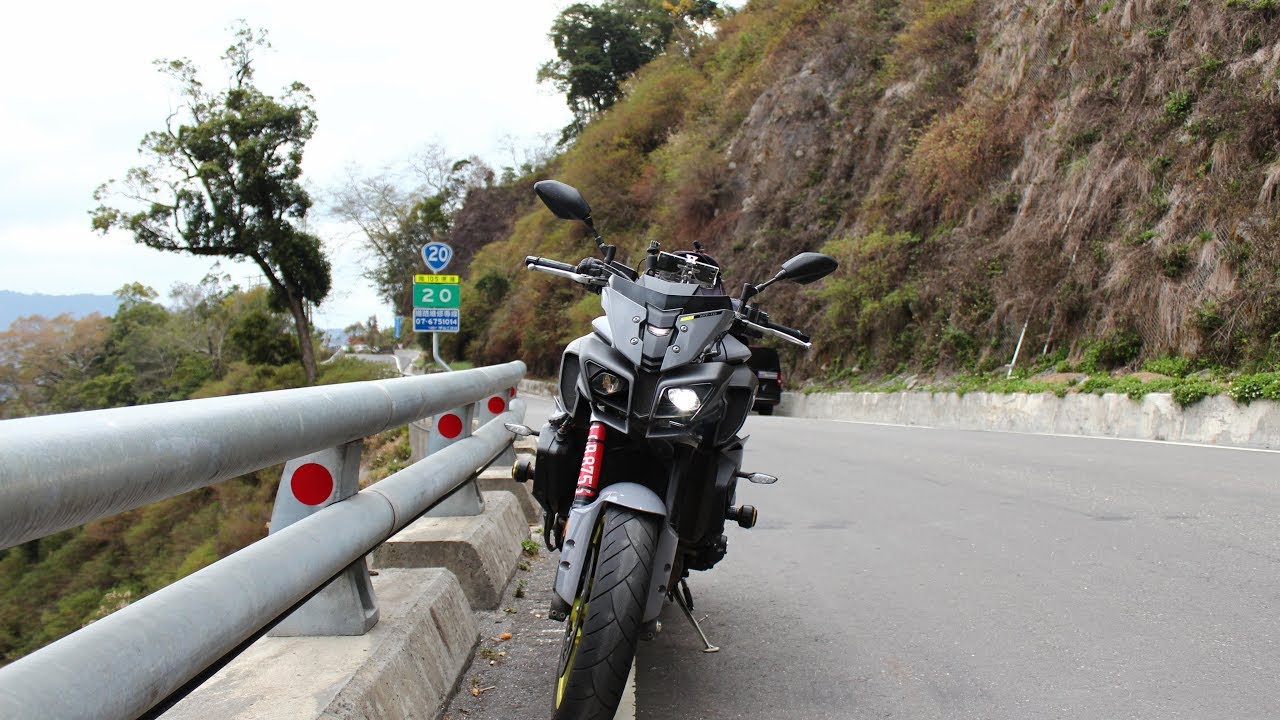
[512,457,534,483]
[726,505,757,529]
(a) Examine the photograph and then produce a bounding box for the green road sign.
[413,281,460,308]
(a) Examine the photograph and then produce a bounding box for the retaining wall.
[518,379,1280,450]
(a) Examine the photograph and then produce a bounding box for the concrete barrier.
[163,568,477,720]
[780,390,1280,450]
[372,492,527,610]
[475,468,542,525]
[521,376,1280,450]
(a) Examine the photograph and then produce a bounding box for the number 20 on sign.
[413,275,460,308]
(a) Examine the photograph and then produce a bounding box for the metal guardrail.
[0,361,527,720]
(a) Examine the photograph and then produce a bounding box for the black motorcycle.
[507,180,836,719]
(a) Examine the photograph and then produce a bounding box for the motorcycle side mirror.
[534,179,616,262]
[775,252,838,285]
[534,180,593,226]
[739,252,838,304]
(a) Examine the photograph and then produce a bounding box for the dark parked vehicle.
[748,346,782,415]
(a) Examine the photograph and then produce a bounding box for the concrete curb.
[163,568,477,720]
[372,492,527,610]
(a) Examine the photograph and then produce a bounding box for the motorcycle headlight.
[655,384,712,418]
[590,370,626,397]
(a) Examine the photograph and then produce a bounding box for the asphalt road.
[498,396,1280,719]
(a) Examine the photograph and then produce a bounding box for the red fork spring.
[571,422,607,508]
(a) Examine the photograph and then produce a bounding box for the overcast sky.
[0,1,572,329]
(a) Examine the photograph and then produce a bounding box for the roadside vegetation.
[808,354,1280,409]
[0,278,401,665]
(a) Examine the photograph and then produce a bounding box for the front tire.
[554,506,659,720]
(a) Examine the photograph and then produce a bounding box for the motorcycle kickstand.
[674,579,720,653]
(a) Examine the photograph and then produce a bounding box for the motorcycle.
[506,180,837,719]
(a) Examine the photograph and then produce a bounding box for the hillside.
[448,0,1280,381]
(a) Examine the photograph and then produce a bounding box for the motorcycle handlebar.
[525,256,578,273]
[762,320,810,344]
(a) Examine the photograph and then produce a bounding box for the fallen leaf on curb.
[499,632,513,641]
[470,686,495,697]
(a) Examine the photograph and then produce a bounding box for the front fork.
[571,422,607,509]
[550,421,608,621]
[550,421,673,623]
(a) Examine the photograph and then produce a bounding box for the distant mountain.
[0,291,119,330]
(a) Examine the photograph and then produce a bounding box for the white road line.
[1011,430,1280,452]
[826,418,1280,453]
[614,663,636,720]
[829,419,936,429]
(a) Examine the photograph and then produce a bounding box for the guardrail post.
[267,439,379,636]
[475,385,519,466]
[424,404,484,516]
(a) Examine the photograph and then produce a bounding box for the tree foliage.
[538,0,721,141]
[0,313,110,418]
[330,147,493,319]
[91,23,330,384]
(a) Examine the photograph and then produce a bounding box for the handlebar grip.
[764,320,810,344]
[524,256,577,273]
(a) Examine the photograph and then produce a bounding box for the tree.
[0,313,110,418]
[342,316,389,350]
[169,273,238,379]
[91,23,331,384]
[225,287,299,366]
[538,0,722,141]
[330,148,492,319]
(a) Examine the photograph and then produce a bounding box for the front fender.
[553,483,670,618]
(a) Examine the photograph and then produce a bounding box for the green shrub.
[1143,355,1192,377]
[1172,379,1221,406]
[1227,372,1280,403]
[1226,0,1277,11]
[189,362,307,398]
[1080,330,1143,372]
[317,357,399,385]
[1164,90,1193,120]
[1160,243,1193,277]
[1077,375,1116,394]
[1193,300,1225,336]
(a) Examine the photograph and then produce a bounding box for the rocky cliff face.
[465,0,1280,378]
[715,0,1280,373]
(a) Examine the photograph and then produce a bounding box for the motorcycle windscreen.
[600,285,647,367]
[660,310,734,372]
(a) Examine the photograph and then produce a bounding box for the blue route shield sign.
[421,242,453,273]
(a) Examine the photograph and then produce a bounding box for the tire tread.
[554,507,659,720]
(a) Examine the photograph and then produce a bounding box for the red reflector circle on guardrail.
[291,463,334,505]
[488,396,506,414]
[437,413,463,439]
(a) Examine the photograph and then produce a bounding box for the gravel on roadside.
[442,530,564,720]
